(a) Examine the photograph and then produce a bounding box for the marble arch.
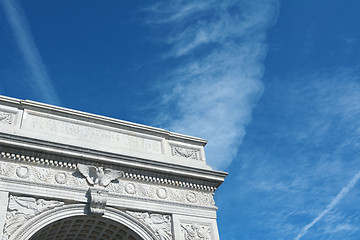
[0,95,227,240]
[11,204,157,240]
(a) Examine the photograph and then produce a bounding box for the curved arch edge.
[10,204,159,240]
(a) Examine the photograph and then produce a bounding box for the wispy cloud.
[217,68,360,239]
[325,223,359,234]
[147,0,279,169]
[1,0,60,105]
[294,171,360,240]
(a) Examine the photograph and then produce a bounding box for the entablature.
[0,95,215,171]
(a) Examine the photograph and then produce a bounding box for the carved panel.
[1,150,215,192]
[27,113,162,153]
[2,195,64,240]
[171,146,200,160]
[0,160,215,207]
[0,112,14,125]
[127,211,172,240]
[180,222,213,240]
[0,162,13,176]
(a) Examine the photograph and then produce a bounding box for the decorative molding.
[171,146,200,160]
[9,204,160,240]
[0,160,216,208]
[180,222,212,240]
[2,195,64,240]
[0,151,216,192]
[0,112,14,125]
[0,151,77,169]
[127,211,172,240]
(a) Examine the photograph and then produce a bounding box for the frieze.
[0,112,14,125]
[127,211,172,240]
[2,195,64,240]
[27,113,162,153]
[0,160,215,208]
[0,151,216,192]
[180,222,213,240]
[171,146,200,160]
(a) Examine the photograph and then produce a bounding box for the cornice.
[0,95,207,146]
[0,95,227,190]
[0,142,226,191]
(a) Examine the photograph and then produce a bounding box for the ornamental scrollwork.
[0,162,13,176]
[0,112,14,125]
[181,223,212,240]
[171,146,200,160]
[127,211,172,240]
[34,167,52,182]
[0,160,215,207]
[2,195,64,240]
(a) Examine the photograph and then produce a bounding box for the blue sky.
[1,0,360,239]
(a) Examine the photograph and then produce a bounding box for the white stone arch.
[10,204,159,240]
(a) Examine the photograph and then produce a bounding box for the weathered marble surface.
[0,95,225,240]
[0,96,209,170]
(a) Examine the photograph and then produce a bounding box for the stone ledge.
[0,95,213,170]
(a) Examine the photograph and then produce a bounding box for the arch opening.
[28,215,143,240]
[9,204,157,240]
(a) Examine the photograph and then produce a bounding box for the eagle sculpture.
[77,163,124,187]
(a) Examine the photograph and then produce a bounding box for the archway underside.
[28,215,144,240]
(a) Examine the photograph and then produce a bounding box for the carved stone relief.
[55,172,68,184]
[171,146,200,160]
[156,187,168,199]
[76,163,124,214]
[0,112,14,125]
[186,192,197,203]
[125,182,136,194]
[2,195,64,240]
[180,223,212,240]
[35,168,52,182]
[15,166,30,179]
[0,160,215,208]
[127,211,172,240]
[0,162,13,176]
[77,163,124,187]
